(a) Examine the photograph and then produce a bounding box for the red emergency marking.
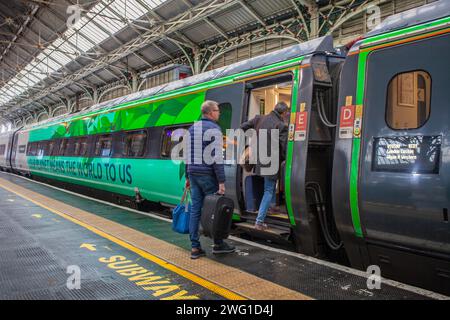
[296,111,308,131]
[340,105,355,128]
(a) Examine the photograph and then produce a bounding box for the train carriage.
[332,1,450,294]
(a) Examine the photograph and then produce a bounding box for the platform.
[0,171,447,300]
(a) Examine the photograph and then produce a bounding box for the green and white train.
[1,1,449,295]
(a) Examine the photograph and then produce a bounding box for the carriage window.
[0,144,5,155]
[27,142,38,156]
[74,137,88,157]
[161,125,191,158]
[95,135,112,157]
[387,71,431,130]
[48,140,59,156]
[124,131,147,157]
[59,139,68,156]
[37,142,46,156]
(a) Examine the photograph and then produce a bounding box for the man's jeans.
[256,177,277,224]
[188,174,224,249]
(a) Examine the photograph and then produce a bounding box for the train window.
[37,142,46,157]
[0,144,5,155]
[48,140,59,156]
[95,135,112,157]
[386,70,431,130]
[54,141,61,156]
[161,125,191,158]
[217,103,233,157]
[59,139,68,156]
[123,130,147,157]
[74,137,88,157]
[27,142,38,156]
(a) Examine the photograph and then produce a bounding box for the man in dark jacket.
[185,100,236,259]
[240,102,289,230]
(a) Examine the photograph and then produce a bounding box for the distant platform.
[0,172,447,300]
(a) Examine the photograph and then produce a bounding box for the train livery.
[0,2,449,295]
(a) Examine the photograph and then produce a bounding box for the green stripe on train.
[27,156,186,205]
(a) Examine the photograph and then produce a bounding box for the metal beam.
[204,17,229,39]
[9,0,239,114]
[238,0,266,27]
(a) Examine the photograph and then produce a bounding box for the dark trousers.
[188,174,224,249]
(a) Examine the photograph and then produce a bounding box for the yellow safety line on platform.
[0,181,246,300]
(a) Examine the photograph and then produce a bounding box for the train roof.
[23,35,334,131]
[365,0,450,39]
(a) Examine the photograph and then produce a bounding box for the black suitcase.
[201,194,234,239]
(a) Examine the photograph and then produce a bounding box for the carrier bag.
[172,188,191,234]
[200,193,234,239]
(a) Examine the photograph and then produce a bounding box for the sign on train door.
[205,83,245,213]
[358,34,450,255]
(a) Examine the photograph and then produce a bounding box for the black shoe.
[212,242,236,254]
[191,248,206,259]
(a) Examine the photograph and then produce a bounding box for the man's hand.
[218,183,225,195]
[185,178,190,189]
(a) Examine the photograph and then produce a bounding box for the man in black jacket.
[240,102,289,230]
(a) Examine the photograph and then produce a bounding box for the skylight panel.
[51,50,72,66]
[109,0,145,21]
[66,34,92,53]
[0,0,171,109]
[142,0,164,10]
[94,7,126,33]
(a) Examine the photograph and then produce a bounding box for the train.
[0,1,449,295]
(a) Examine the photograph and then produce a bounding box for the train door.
[240,73,293,226]
[11,129,30,174]
[0,133,10,169]
[358,34,450,290]
[205,83,245,214]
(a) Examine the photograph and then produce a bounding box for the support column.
[193,49,201,75]
[131,71,138,93]
[308,3,319,39]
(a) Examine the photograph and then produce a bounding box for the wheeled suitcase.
[201,194,234,239]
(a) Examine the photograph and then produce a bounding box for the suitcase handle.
[214,192,225,196]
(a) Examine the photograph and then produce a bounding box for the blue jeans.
[256,177,277,224]
[188,174,224,249]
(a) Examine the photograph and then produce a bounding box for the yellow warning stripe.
[0,182,247,300]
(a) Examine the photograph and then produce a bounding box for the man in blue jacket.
[185,100,236,259]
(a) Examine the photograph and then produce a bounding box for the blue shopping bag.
[172,188,190,234]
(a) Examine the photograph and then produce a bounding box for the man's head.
[274,101,289,121]
[201,100,220,122]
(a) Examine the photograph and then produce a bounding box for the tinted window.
[123,130,147,157]
[0,144,5,155]
[95,135,112,157]
[74,137,88,157]
[161,126,190,158]
[386,70,431,129]
[37,142,46,156]
[59,139,68,156]
[27,142,38,156]
[48,140,59,156]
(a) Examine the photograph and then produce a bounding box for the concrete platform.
[0,171,447,300]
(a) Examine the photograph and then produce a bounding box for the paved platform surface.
[0,172,447,300]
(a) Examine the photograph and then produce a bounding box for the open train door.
[347,32,450,294]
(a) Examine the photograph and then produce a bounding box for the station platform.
[0,171,447,300]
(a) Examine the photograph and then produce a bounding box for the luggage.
[201,194,234,239]
[172,188,190,234]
